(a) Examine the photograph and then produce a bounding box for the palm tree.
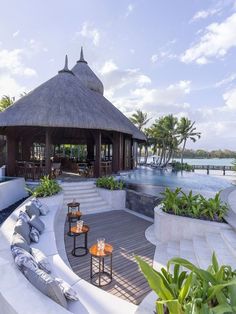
[0,95,14,112]
[130,110,151,162]
[130,109,151,130]
[177,117,201,167]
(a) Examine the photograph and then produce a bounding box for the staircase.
[153,229,236,271]
[61,181,111,214]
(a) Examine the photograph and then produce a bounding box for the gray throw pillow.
[11,246,38,272]
[29,227,40,243]
[32,199,50,216]
[18,210,30,223]
[31,247,51,274]
[23,268,67,308]
[11,233,31,253]
[28,215,45,234]
[54,277,79,301]
[25,203,40,218]
[14,218,31,245]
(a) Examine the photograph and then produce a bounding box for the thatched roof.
[0,56,145,141]
[72,48,104,95]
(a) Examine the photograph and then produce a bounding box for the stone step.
[205,233,236,267]
[221,229,236,261]
[179,239,198,265]
[61,184,96,190]
[62,189,98,195]
[63,195,101,203]
[193,236,213,269]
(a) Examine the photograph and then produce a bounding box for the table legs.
[71,232,88,257]
[90,254,112,287]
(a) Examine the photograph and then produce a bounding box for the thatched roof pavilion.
[0,49,145,178]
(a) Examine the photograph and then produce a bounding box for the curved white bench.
[0,192,137,314]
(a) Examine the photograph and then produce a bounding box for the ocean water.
[143,157,234,167]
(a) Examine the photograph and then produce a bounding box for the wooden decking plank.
[65,210,155,305]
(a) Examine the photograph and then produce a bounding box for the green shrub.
[172,161,194,172]
[28,175,61,197]
[161,188,228,222]
[96,176,125,190]
[136,253,236,314]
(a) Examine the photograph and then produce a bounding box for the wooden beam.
[6,134,17,176]
[94,131,101,178]
[45,128,51,175]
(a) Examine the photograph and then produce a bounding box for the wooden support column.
[94,131,101,178]
[45,128,52,175]
[112,132,119,173]
[87,140,94,160]
[6,134,17,176]
[108,144,111,160]
[22,140,31,161]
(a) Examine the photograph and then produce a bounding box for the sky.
[1,0,236,150]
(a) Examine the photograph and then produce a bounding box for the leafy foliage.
[136,253,236,314]
[172,161,194,172]
[130,109,151,131]
[28,175,61,197]
[96,176,125,190]
[161,188,228,222]
[0,95,14,112]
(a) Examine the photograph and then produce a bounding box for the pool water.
[0,176,14,183]
[120,167,232,195]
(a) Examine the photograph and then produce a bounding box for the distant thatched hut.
[0,49,145,178]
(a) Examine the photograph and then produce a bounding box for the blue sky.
[1,0,236,150]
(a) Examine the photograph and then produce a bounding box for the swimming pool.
[0,176,14,183]
[120,167,232,196]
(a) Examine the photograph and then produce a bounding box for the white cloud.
[181,13,236,64]
[0,74,25,97]
[125,4,134,17]
[151,40,177,64]
[12,30,20,38]
[0,48,37,77]
[191,8,220,22]
[215,73,236,87]
[100,60,118,75]
[78,22,100,46]
[223,87,236,109]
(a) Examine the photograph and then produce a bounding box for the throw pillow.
[11,246,38,272]
[14,218,31,245]
[11,232,31,253]
[32,198,50,216]
[25,202,40,218]
[23,268,67,308]
[28,215,45,234]
[31,247,51,274]
[18,210,30,223]
[54,277,79,301]
[29,226,40,243]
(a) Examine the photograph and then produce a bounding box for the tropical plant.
[177,118,201,168]
[136,253,236,314]
[161,188,228,222]
[96,176,125,190]
[130,109,151,131]
[0,95,14,112]
[172,161,193,172]
[28,175,61,197]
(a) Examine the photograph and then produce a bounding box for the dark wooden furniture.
[67,211,82,236]
[67,202,80,214]
[70,225,89,257]
[89,243,113,287]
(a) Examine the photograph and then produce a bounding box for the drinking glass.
[77,220,83,232]
[73,198,76,204]
[97,238,105,251]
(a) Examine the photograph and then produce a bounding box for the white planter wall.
[97,188,126,210]
[0,178,28,211]
[154,205,230,242]
[38,192,64,211]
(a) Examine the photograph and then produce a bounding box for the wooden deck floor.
[64,210,155,305]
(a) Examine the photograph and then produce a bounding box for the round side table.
[67,211,82,236]
[89,243,113,287]
[70,225,89,257]
[67,202,80,214]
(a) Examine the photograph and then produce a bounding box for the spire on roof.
[78,47,87,64]
[58,55,74,75]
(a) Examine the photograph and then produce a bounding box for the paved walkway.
[64,210,155,305]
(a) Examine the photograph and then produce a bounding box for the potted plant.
[136,253,236,314]
[28,175,63,208]
[96,176,126,210]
